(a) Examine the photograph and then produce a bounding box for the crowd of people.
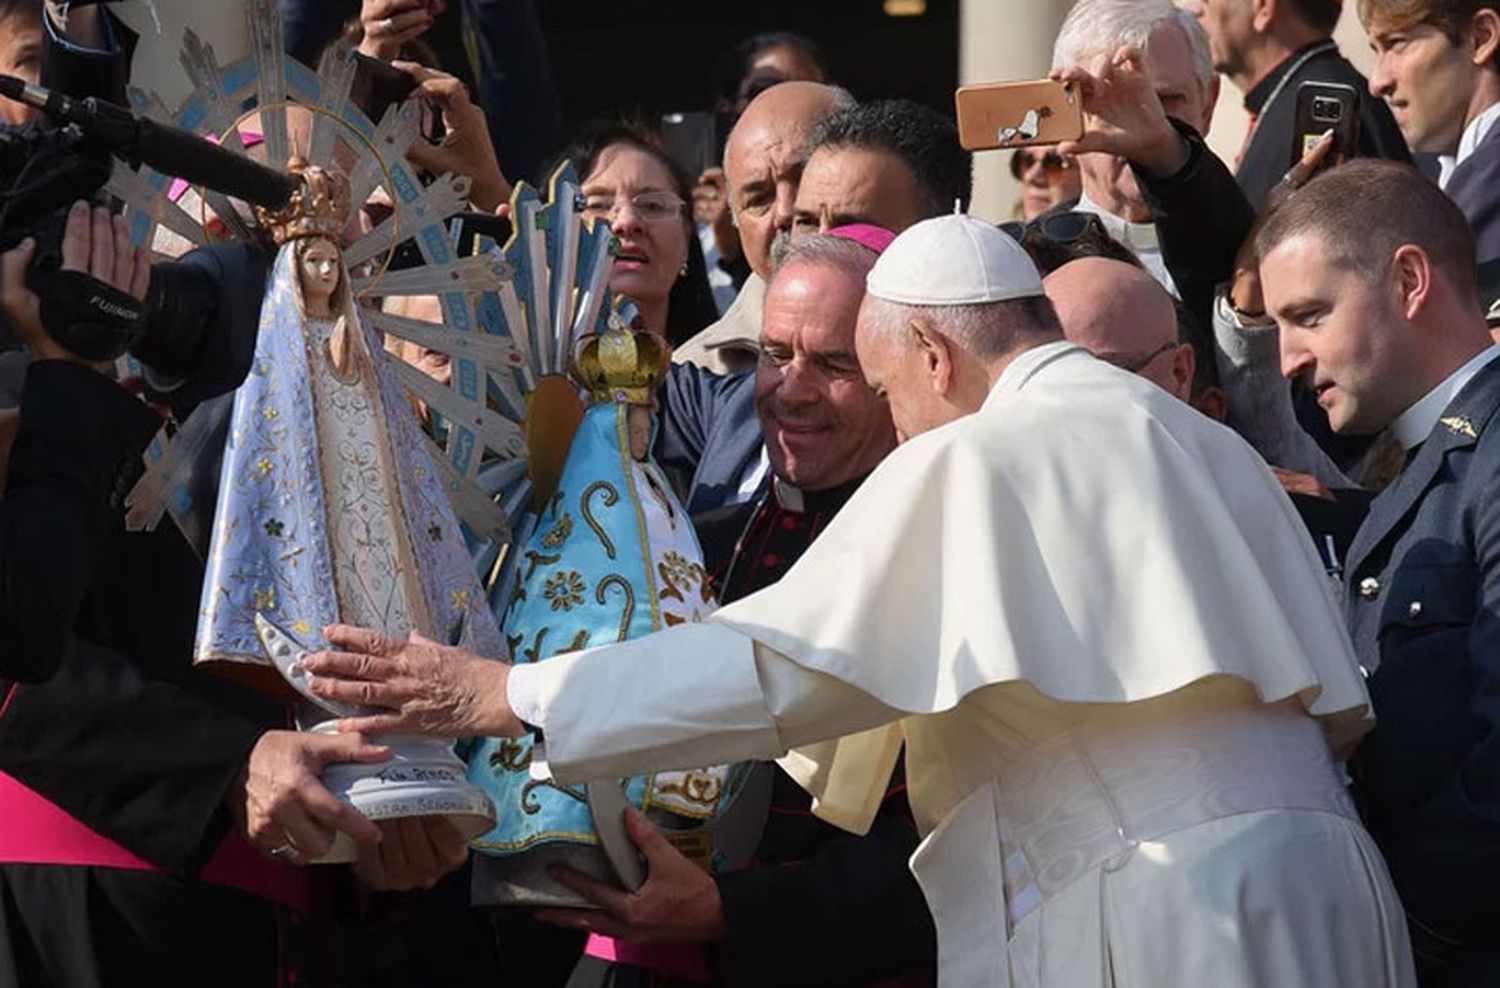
[3,0,1500,985]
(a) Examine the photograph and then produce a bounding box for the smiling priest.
[306,215,1416,988]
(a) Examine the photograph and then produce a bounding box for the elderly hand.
[396,61,512,212]
[303,625,522,738]
[0,201,150,367]
[536,808,728,944]
[354,817,470,891]
[230,729,389,864]
[1053,47,1188,178]
[357,0,437,61]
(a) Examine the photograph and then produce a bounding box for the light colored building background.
[116,0,1380,221]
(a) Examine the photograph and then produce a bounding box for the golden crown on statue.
[574,324,671,406]
[255,156,351,244]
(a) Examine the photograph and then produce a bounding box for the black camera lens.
[1311,97,1343,123]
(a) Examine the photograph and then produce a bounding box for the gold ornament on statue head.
[574,324,670,407]
[255,156,351,244]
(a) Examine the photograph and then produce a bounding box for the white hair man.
[1050,0,1220,296]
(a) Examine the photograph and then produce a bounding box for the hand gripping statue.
[193,158,501,861]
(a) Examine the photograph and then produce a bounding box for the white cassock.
[508,341,1416,987]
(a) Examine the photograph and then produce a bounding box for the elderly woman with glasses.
[566,124,720,346]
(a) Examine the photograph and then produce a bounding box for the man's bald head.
[724,81,853,279]
[1045,257,1195,402]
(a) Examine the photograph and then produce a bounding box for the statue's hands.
[536,808,728,944]
[1053,47,1188,178]
[230,729,389,863]
[304,625,522,738]
[353,817,470,891]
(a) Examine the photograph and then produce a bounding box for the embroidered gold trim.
[581,481,620,559]
[595,575,636,643]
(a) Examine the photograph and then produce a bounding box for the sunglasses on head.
[999,210,1106,247]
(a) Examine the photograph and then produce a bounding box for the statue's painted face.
[299,237,341,308]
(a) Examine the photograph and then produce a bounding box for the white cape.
[710,341,1371,834]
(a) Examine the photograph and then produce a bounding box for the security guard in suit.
[1258,160,1500,987]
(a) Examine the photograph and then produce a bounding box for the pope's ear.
[908,317,955,394]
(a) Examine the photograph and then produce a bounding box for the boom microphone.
[0,73,296,210]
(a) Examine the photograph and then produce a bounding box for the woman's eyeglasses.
[579,191,686,225]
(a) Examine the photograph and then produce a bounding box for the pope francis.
[307,216,1415,987]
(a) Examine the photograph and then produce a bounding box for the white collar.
[1439,100,1500,189]
[1391,344,1500,449]
[984,340,1082,411]
[1459,100,1500,168]
[1075,191,1159,252]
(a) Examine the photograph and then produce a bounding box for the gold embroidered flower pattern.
[255,457,274,478]
[450,588,471,612]
[541,513,574,549]
[659,551,699,588]
[263,518,285,538]
[252,586,277,611]
[543,571,586,611]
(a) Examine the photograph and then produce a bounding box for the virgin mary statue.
[193,158,499,855]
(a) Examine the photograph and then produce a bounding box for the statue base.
[309,724,497,864]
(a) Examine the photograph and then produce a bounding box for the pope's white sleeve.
[504,621,900,785]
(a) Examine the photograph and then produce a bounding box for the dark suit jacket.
[1445,120,1500,267]
[0,361,279,872]
[1236,42,1411,212]
[1345,358,1500,982]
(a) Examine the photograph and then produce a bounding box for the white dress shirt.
[1073,192,1180,298]
[1438,99,1500,189]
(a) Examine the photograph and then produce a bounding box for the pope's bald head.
[1045,257,1193,402]
[725,82,850,278]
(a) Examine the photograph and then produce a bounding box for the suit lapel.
[1346,363,1500,580]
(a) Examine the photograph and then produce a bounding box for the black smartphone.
[659,111,719,179]
[1289,81,1361,171]
[350,52,420,124]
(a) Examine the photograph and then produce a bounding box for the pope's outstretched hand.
[304,625,525,739]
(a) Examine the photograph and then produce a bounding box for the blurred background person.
[1009,144,1082,220]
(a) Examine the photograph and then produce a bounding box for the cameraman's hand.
[396,62,512,213]
[0,201,150,366]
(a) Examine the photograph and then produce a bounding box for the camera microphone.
[0,74,297,210]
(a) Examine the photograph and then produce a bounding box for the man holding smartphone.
[1187,0,1410,210]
